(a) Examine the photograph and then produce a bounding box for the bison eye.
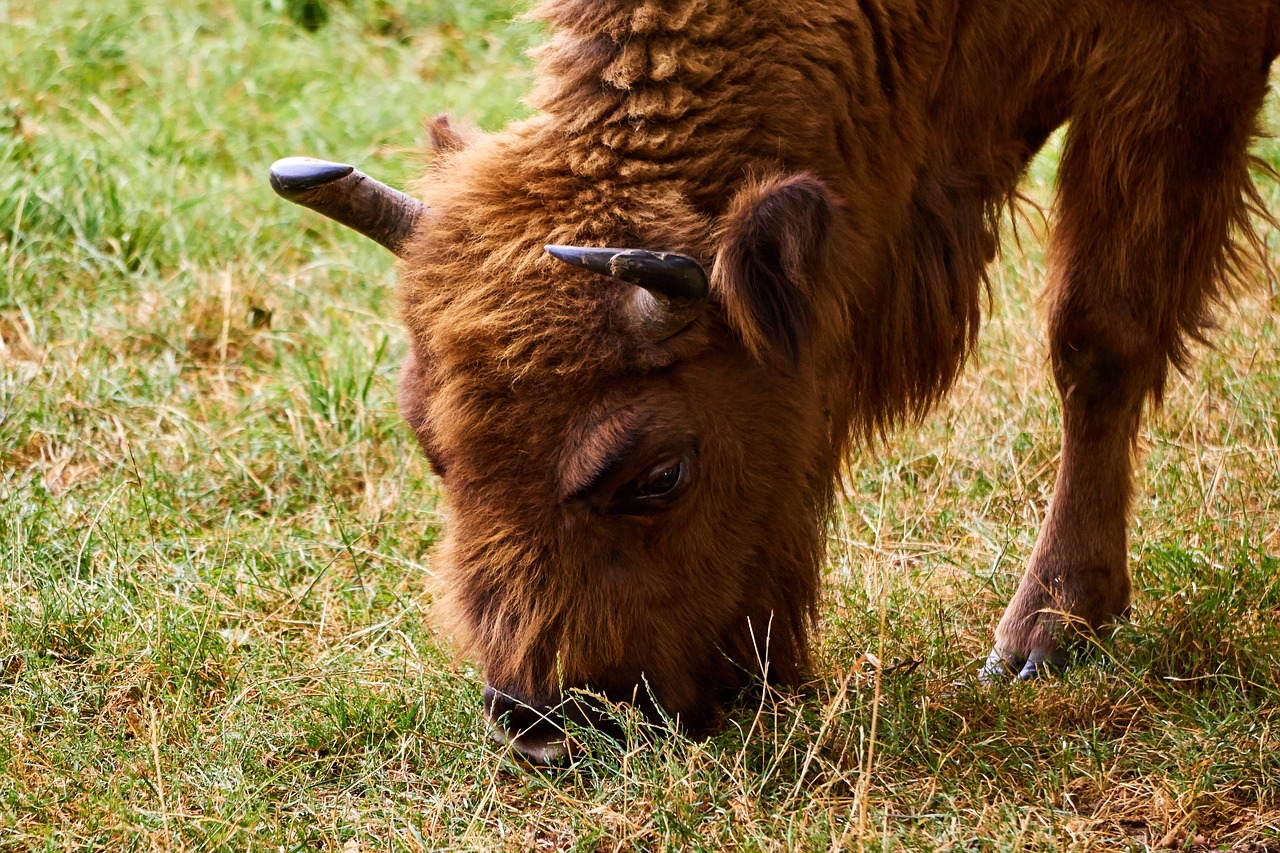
[610,453,693,515]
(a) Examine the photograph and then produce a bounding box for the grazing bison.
[272,0,1280,762]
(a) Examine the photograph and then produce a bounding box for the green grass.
[2,0,1279,849]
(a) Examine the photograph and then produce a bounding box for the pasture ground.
[2,0,1279,849]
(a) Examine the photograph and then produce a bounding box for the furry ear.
[713,173,836,364]
[426,115,475,155]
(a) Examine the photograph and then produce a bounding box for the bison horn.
[270,157,425,257]
[544,245,709,339]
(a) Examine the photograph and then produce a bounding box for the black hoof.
[979,647,1068,683]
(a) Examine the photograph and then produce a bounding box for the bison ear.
[426,115,475,155]
[713,174,836,365]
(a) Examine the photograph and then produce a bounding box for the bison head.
[271,128,840,762]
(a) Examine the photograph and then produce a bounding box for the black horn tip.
[546,244,708,303]
[269,157,355,198]
[545,244,627,279]
[544,244,599,268]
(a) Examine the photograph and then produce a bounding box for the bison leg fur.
[984,29,1274,680]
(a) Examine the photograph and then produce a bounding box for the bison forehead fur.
[277,0,1280,760]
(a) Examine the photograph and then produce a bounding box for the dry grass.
[2,0,1279,849]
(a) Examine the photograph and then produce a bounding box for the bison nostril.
[483,685,553,729]
[482,684,569,764]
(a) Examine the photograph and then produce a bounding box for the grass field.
[2,0,1280,849]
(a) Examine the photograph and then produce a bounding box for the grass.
[2,0,1279,849]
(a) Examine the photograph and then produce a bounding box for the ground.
[1,0,1279,849]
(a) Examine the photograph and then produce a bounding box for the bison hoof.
[979,647,1068,684]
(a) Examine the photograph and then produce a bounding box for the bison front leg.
[984,304,1147,679]
[983,16,1276,679]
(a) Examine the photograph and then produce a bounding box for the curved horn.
[270,157,425,257]
[544,245,709,340]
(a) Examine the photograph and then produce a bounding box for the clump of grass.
[3,0,1280,849]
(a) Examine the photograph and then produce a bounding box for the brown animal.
[271,0,1280,763]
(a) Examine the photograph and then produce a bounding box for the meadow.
[1,0,1279,849]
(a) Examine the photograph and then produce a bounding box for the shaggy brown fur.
[396,0,1280,755]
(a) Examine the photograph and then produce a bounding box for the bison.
[271,0,1280,763]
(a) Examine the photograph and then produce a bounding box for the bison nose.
[483,685,569,765]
